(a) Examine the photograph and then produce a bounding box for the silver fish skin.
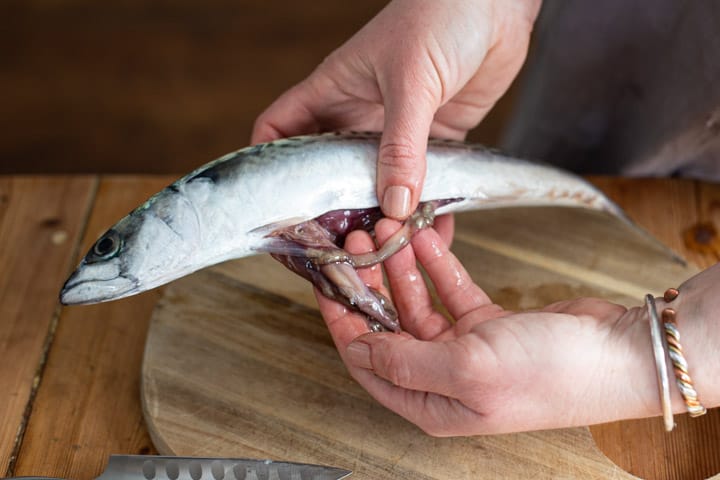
[60,131,627,305]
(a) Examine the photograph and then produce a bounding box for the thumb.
[346,332,469,397]
[378,84,438,220]
[250,82,322,145]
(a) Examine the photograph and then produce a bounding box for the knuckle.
[378,142,420,173]
[381,346,413,387]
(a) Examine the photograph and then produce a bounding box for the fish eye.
[92,230,121,259]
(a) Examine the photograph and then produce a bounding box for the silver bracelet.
[645,294,674,431]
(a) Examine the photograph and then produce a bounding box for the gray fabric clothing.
[501,1,720,180]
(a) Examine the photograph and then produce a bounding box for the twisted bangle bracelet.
[662,288,707,418]
[645,294,675,431]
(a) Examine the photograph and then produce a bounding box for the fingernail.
[346,342,373,369]
[383,186,411,219]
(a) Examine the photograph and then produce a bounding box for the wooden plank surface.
[142,179,715,479]
[588,178,720,480]
[0,176,96,475]
[3,177,718,480]
[10,176,176,479]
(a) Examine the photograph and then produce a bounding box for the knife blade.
[6,454,352,480]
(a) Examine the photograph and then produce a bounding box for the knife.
[6,454,352,480]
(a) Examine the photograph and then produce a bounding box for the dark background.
[0,0,515,174]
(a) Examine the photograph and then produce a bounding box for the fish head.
[61,189,203,305]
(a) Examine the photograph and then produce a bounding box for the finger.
[346,364,482,437]
[316,290,370,348]
[345,332,485,398]
[411,227,493,319]
[374,218,451,339]
[251,82,323,145]
[433,213,454,247]
[377,81,439,220]
[345,229,385,290]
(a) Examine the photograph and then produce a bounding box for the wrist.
[621,293,717,426]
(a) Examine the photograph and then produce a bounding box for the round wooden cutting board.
[141,207,697,479]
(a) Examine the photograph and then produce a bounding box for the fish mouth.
[60,269,138,305]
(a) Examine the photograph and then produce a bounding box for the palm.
[316,219,654,436]
[441,305,622,419]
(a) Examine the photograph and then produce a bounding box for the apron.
[501,1,720,180]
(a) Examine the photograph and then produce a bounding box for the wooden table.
[1,175,719,480]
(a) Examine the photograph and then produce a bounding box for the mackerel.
[60,132,659,329]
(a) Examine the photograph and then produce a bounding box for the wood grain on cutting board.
[142,196,717,479]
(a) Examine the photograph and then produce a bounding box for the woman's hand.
[316,219,719,436]
[252,0,540,219]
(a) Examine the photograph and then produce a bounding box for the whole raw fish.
[60,132,652,330]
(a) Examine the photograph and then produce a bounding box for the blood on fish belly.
[58,131,677,331]
[263,201,442,332]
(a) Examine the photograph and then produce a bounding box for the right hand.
[252,0,541,220]
[315,220,720,436]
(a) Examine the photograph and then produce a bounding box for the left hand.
[252,0,540,220]
[316,219,685,436]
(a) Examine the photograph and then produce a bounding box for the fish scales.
[60,132,636,307]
